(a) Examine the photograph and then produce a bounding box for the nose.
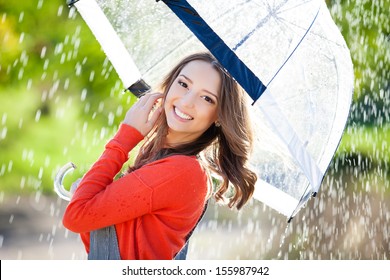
[180,89,196,108]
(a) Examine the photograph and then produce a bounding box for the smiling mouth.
[174,106,193,120]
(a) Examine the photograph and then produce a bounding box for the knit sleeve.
[63,149,208,234]
[62,123,145,232]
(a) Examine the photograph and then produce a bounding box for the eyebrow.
[179,74,219,100]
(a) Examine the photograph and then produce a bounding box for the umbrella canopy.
[60,0,353,221]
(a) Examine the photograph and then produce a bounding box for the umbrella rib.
[232,0,289,51]
[266,4,321,87]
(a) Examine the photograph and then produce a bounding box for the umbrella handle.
[54,162,77,201]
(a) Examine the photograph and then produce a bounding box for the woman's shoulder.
[134,155,209,201]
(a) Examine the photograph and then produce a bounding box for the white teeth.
[174,107,193,120]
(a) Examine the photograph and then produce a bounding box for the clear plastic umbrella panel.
[56,0,354,221]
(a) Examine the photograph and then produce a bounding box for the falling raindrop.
[35,110,41,122]
[18,32,24,44]
[37,0,44,10]
[80,89,87,101]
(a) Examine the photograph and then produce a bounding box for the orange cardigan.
[63,124,209,259]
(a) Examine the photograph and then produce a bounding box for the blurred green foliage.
[327,0,389,182]
[0,0,389,195]
[0,0,135,194]
[328,0,390,125]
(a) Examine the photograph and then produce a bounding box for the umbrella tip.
[127,79,151,98]
[67,0,79,7]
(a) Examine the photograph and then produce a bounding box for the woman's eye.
[203,96,215,104]
[178,81,188,88]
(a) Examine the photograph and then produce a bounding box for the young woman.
[62,52,257,260]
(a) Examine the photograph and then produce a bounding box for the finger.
[135,93,149,106]
[143,93,163,110]
[135,92,158,108]
[147,107,163,126]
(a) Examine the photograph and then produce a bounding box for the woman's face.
[164,60,221,145]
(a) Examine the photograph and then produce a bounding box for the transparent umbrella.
[55,0,354,221]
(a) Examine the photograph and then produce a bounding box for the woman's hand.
[123,93,163,136]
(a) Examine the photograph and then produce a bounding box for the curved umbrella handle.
[54,162,77,201]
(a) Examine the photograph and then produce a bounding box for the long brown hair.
[128,52,257,210]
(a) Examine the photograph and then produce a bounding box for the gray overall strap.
[174,200,209,260]
[88,225,121,260]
